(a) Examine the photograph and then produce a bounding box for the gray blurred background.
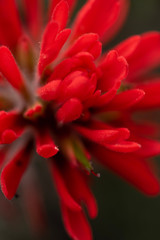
[1,0,160,239]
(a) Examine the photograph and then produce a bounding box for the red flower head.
[0,0,160,239]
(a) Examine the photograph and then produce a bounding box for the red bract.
[0,0,160,239]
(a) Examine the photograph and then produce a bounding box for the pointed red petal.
[40,21,59,54]
[38,28,71,75]
[1,144,31,200]
[74,125,120,144]
[71,0,120,41]
[49,0,77,17]
[102,0,130,44]
[52,0,69,31]
[0,46,26,92]
[87,120,131,140]
[105,141,141,153]
[105,89,145,110]
[61,202,92,240]
[115,35,141,59]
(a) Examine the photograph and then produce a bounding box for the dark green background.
[1,0,160,239]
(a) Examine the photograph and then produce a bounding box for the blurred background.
[1,0,160,239]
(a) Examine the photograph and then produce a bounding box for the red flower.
[0,0,160,239]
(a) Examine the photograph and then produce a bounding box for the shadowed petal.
[61,202,92,240]
[102,0,130,44]
[50,163,81,211]
[91,144,160,195]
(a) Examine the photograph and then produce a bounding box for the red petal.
[101,0,130,44]
[84,90,101,108]
[134,79,160,109]
[98,50,128,92]
[66,33,102,59]
[38,21,59,75]
[49,0,77,17]
[95,50,128,106]
[56,98,83,124]
[64,165,98,219]
[105,140,141,153]
[0,46,26,92]
[61,202,92,240]
[0,0,22,48]
[38,28,71,75]
[0,111,18,132]
[87,120,130,140]
[0,111,24,144]
[40,21,59,54]
[51,0,69,31]
[135,137,160,158]
[105,89,145,110]
[57,71,97,103]
[50,163,81,211]
[119,115,159,138]
[24,102,43,120]
[126,32,160,81]
[36,129,59,158]
[1,144,31,200]
[48,57,81,81]
[71,0,120,41]
[115,35,141,59]
[1,130,17,144]
[22,0,42,40]
[91,144,160,195]
[74,125,120,144]
[74,123,135,153]
[37,80,61,101]
[49,52,96,81]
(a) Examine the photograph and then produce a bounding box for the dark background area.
[1,0,160,239]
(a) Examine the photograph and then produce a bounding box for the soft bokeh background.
[1,0,160,239]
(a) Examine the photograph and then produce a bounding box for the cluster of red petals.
[0,0,160,239]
